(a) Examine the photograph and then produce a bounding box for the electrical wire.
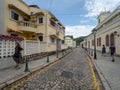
[48,0,53,11]
[37,0,82,16]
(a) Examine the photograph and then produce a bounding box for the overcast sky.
[24,0,120,38]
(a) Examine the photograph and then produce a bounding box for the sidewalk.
[0,51,69,89]
[89,51,120,90]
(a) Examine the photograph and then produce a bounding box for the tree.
[75,36,85,46]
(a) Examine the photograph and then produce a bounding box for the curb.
[0,51,72,89]
[85,51,111,90]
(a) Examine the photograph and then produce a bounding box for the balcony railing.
[18,21,37,28]
[18,21,37,32]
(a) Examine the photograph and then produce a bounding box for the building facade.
[83,6,120,55]
[0,0,66,57]
[65,36,76,48]
[73,40,76,48]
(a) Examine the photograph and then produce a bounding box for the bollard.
[56,50,58,58]
[24,56,29,72]
[91,50,93,56]
[62,50,64,56]
[47,52,49,62]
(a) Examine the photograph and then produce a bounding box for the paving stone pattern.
[4,48,95,90]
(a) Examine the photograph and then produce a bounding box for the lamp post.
[56,47,58,58]
[114,31,120,37]
[56,31,59,58]
[92,28,97,59]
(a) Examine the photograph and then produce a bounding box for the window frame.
[50,37,55,43]
[38,36,43,42]
[10,10,19,21]
[106,35,109,46]
[38,16,44,24]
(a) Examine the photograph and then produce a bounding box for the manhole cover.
[61,71,73,78]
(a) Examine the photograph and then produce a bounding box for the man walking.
[109,44,116,62]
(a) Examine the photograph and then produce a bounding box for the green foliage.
[67,46,72,49]
[75,36,85,46]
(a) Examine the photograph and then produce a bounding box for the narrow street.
[6,48,97,90]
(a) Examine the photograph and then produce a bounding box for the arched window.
[106,35,109,46]
[92,39,94,46]
[97,38,99,46]
[99,37,101,46]
[110,33,115,45]
[97,37,101,46]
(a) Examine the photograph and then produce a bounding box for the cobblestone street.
[5,48,95,90]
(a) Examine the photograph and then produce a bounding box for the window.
[106,35,109,46]
[31,12,34,15]
[98,19,100,23]
[10,11,19,21]
[50,37,55,43]
[97,37,101,46]
[39,36,43,41]
[99,37,101,46]
[97,38,99,46]
[110,33,114,45]
[38,17,43,24]
[50,19,55,27]
[92,39,94,46]
[62,40,65,44]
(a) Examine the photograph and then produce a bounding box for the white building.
[65,36,76,48]
[83,6,120,55]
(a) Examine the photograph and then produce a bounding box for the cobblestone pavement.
[4,48,95,90]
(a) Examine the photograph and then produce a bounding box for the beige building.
[0,0,66,56]
[83,6,120,55]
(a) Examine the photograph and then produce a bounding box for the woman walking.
[13,42,23,69]
[102,45,106,56]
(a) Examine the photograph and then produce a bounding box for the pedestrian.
[102,45,106,56]
[109,44,116,62]
[13,42,23,69]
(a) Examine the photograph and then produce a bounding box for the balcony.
[30,16,37,22]
[18,21,37,32]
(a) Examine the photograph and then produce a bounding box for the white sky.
[66,0,120,38]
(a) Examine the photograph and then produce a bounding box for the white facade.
[65,36,76,48]
[83,6,120,55]
[73,40,76,48]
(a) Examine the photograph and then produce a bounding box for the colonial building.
[83,6,120,55]
[73,40,76,48]
[0,0,66,57]
[65,35,76,48]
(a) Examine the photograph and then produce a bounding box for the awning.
[35,12,45,16]
[0,34,24,41]
[50,34,57,38]
[7,28,23,34]
[35,32,43,35]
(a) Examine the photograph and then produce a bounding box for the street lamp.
[114,31,120,37]
[92,28,97,59]
[56,31,59,58]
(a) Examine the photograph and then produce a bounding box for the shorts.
[111,52,114,56]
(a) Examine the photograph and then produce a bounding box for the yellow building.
[83,6,120,55]
[0,0,66,56]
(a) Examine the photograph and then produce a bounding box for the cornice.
[96,6,120,30]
